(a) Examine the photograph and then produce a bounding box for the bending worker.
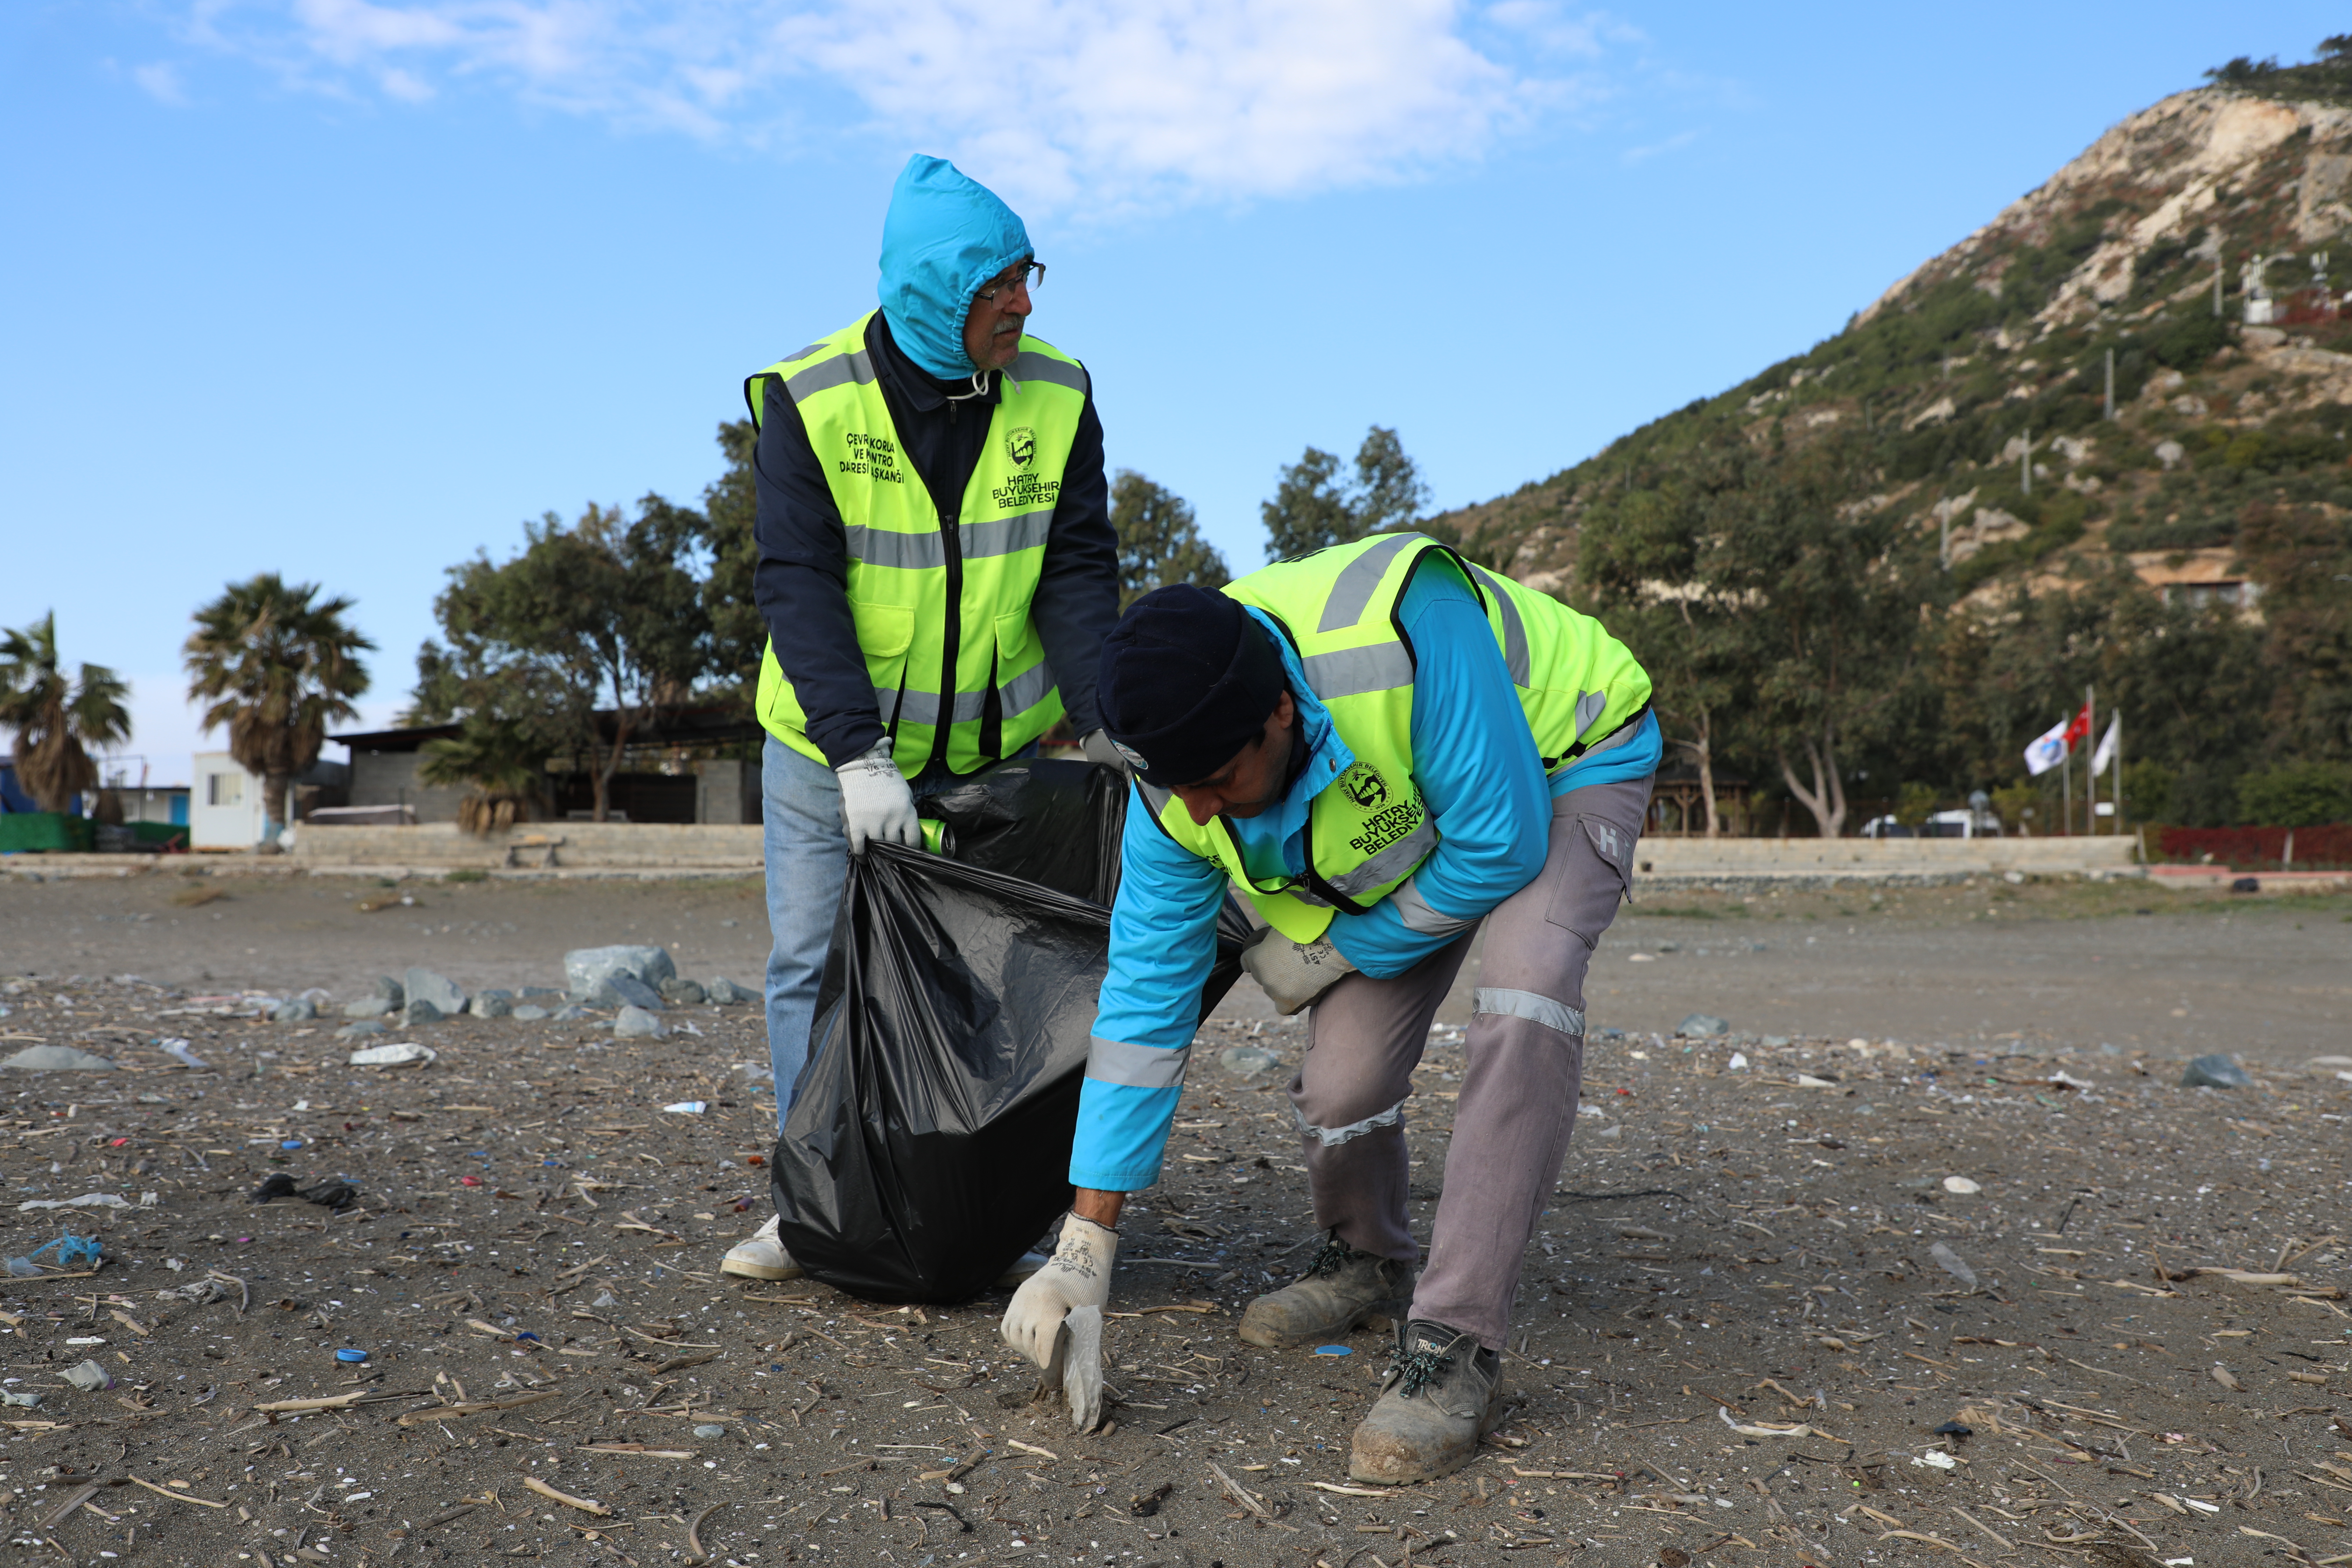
[1003,532,1658,1483]
[723,155,1122,1282]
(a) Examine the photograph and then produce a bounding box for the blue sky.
[3,2,2337,783]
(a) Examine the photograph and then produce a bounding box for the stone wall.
[1635,835,2138,881]
[292,822,762,872]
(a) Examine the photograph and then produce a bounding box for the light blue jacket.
[1071,567,1660,1191]
[877,155,1032,379]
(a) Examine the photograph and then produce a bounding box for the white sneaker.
[721,1213,805,1281]
[995,1250,1051,1288]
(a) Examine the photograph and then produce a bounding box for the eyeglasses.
[973,259,1044,304]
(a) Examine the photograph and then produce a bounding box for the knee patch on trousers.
[1473,986,1584,1039]
[1294,1099,1407,1147]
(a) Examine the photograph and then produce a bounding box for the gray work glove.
[1079,729,1129,775]
[1240,927,1357,1015]
[834,739,921,855]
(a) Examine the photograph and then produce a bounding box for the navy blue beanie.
[1097,586,1287,788]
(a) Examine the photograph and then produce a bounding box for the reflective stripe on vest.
[744,312,1090,775]
[1147,533,1651,941]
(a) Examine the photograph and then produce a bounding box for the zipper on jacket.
[930,506,961,775]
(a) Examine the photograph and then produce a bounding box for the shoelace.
[1387,1336,1456,1399]
[1304,1234,1358,1279]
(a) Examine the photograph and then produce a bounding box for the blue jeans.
[761,736,965,1132]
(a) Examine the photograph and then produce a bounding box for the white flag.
[2023,716,2072,777]
[2089,716,2120,774]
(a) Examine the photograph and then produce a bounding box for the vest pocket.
[1543,813,1633,949]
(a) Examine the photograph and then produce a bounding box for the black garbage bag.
[771,828,1251,1304]
[917,757,1130,906]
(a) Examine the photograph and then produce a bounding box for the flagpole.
[2113,715,2124,836]
[2062,747,2072,836]
[2085,685,2097,835]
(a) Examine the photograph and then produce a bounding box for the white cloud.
[133,61,191,104]
[1621,126,1699,164]
[168,0,1643,210]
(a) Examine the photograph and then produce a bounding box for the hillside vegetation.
[1431,54,2352,833]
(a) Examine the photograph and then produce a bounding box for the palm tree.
[184,576,374,844]
[0,613,132,813]
[417,717,550,836]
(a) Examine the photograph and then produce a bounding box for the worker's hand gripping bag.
[769,759,1251,1303]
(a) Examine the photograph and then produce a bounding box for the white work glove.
[1041,1305,1105,1433]
[834,739,920,855]
[1002,1214,1117,1430]
[1079,729,1130,775]
[1240,928,1357,1015]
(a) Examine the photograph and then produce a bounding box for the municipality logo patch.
[1112,740,1150,772]
[1005,426,1037,467]
[1338,763,1390,810]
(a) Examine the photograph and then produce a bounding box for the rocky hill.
[1430,58,2352,828]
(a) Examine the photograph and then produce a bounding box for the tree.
[640,420,766,706]
[1261,426,1430,559]
[183,576,373,843]
[1578,445,1757,839]
[0,612,131,814]
[417,718,551,836]
[1111,470,1229,606]
[2236,761,2352,826]
[1702,436,1938,839]
[410,503,710,822]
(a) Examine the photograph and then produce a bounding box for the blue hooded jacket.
[878,155,1033,380]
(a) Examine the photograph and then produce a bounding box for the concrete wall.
[1634,835,2138,880]
[291,821,762,872]
[348,752,470,825]
[696,760,761,825]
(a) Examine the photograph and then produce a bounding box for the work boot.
[720,1214,804,1282]
[1348,1319,1507,1485]
[1238,1232,1415,1349]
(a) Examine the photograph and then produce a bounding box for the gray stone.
[271,997,317,1022]
[519,987,564,1000]
[1675,1013,1730,1038]
[342,996,394,1020]
[606,973,665,1012]
[564,944,677,1003]
[551,1004,592,1021]
[372,975,406,1008]
[1219,1044,1283,1078]
[658,978,707,1006]
[468,989,514,1019]
[1,1045,117,1072]
[403,967,468,1016]
[510,1004,551,1021]
[402,999,445,1026]
[335,1021,388,1042]
[704,976,757,1006]
[2182,1053,2253,1090]
[614,1006,667,1039]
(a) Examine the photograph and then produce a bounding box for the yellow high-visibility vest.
[747,311,1089,774]
[1143,533,1651,941]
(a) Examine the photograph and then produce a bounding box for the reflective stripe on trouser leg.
[1287,933,1476,1264]
[1409,771,1657,1350]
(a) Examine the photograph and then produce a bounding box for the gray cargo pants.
[1285,771,1652,1352]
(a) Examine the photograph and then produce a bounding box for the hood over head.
[877,155,1032,380]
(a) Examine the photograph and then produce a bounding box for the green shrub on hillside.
[2236,761,2352,826]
